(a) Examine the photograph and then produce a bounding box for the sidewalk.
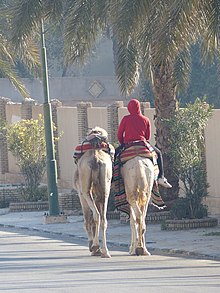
[0,208,219,260]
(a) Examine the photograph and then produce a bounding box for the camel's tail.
[90,155,101,185]
[136,159,154,206]
[73,168,79,191]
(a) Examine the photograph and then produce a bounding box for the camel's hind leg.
[142,200,151,255]
[94,167,111,258]
[85,193,102,256]
[129,208,138,255]
[127,194,150,256]
[79,196,95,251]
[98,199,111,258]
[79,194,101,256]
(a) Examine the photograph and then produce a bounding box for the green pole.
[40,19,59,216]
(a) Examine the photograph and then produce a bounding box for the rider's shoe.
[158,177,172,188]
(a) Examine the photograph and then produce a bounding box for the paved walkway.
[0,209,219,260]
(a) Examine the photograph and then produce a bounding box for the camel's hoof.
[88,240,93,252]
[91,249,101,256]
[91,245,101,256]
[135,247,151,256]
[143,249,151,256]
[135,247,145,256]
[101,252,111,258]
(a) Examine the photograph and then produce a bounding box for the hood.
[127,99,141,115]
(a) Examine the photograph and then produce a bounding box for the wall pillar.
[107,101,124,144]
[77,102,92,143]
[21,98,35,119]
[0,97,11,174]
[140,101,151,114]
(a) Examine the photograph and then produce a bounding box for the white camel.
[120,156,157,256]
[73,127,114,258]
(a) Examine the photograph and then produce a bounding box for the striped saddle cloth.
[73,141,114,162]
[113,142,166,215]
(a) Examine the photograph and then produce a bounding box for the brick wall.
[0,187,22,207]
[59,189,81,214]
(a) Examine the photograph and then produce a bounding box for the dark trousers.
[153,145,164,178]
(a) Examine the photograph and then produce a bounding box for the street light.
[40,19,59,216]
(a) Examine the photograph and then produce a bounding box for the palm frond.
[198,0,220,63]
[0,59,30,98]
[111,0,153,43]
[9,0,43,47]
[0,34,14,64]
[115,39,140,96]
[214,48,220,81]
[64,0,106,65]
[44,0,64,22]
[173,48,192,93]
[154,0,196,64]
[138,38,152,82]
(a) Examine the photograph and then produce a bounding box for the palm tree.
[8,0,220,202]
[63,0,191,201]
[153,0,220,201]
[0,0,40,98]
[63,0,220,202]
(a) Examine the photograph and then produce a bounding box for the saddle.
[112,141,165,215]
[73,130,115,163]
[118,140,157,165]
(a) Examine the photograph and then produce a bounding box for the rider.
[117,98,172,188]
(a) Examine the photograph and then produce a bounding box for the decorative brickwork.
[162,217,218,230]
[146,211,171,223]
[59,189,81,214]
[51,99,62,179]
[107,211,120,220]
[120,211,171,224]
[21,98,36,119]
[9,201,49,212]
[0,187,22,207]
[76,102,92,143]
[107,101,123,144]
[0,97,11,174]
[4,187,81,214]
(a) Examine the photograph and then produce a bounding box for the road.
[0,227,219,293]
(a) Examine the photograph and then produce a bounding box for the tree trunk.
[151,62,179,204]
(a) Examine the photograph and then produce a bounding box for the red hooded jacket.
[117,99,151,144]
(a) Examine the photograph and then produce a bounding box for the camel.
[73,127,114,258]
[120,156,158,256]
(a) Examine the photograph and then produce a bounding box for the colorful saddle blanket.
[73,141,114,162]
[113,142,166,215]
[120,141,158,173]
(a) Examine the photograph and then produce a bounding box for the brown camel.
[73,127,114,258]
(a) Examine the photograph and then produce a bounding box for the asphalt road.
[0,227,219,293]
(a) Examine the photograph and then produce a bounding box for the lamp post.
[40,19,59,216]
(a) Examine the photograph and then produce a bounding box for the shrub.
[167,98,212,219]
[19,185,48,202]
[6,115,47,201]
